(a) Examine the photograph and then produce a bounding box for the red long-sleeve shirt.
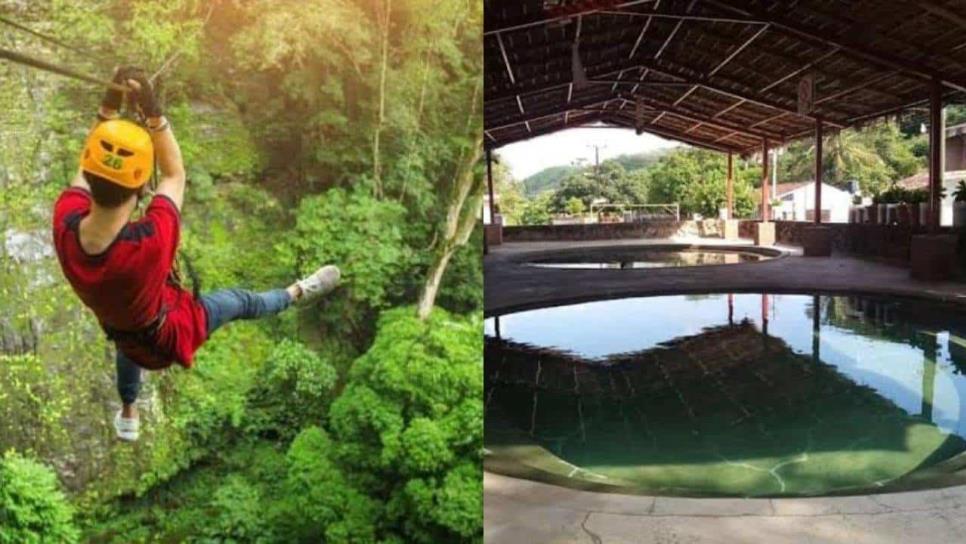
[52,187,207,370]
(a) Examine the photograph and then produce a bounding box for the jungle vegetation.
[0,0,483,542]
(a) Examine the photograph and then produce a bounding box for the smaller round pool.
[521,245,780,270]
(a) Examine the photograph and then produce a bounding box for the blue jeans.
[116,288,292,405]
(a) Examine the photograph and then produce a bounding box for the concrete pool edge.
[505,242,787,268]
[484,286,966,318]
[484,470,966,518]
[483,443,966,500]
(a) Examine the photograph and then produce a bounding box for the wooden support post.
[802,117,831,255]
[761,138,770,221]
[482,202,489,255]
[754,138,775,245]
[910,81,954,280]
[486,148,496,223]
[814,118,823,225]
[722,151,738,240]
[726,152,734,219]
[929,80,945,232]
[484,148,502,246]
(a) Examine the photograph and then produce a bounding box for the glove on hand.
[100,66,139,112]
[123,68,163,119]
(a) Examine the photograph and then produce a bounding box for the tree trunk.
[417,137,484,319]
[372,0,391,198]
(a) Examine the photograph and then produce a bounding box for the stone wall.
[738,220,952,263]
[505,220,961,265]
[504,220,724,242]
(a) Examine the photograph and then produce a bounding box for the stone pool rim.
[507,243,787,270]
[484,289,966,498]
[484,286,966,318]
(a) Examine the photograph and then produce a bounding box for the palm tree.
[780,129,887,193]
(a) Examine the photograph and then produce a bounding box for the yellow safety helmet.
[80,119,154,189]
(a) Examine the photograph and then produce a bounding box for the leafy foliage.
[329,306,483,543]
[245,339,339,439]
[281,187,411,344]
[0,452,79,544]
[204,475,272,543]
[279,427,381,543]
[645,149,756,218]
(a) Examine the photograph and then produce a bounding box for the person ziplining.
[51,67,340,442]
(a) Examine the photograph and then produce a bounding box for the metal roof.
[484,0,966,154]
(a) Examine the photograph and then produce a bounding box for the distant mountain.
[521,150,671,197]
[522,165,577,196]
[610,149,669,171]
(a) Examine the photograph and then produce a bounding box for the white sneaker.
[114,410,139,442]
[296,265,341,303]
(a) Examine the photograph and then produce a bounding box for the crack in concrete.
[581,512,604,544]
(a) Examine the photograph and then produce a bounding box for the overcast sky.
[496,125,681,180]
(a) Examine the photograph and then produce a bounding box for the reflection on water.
[484,294,966,496]
[526,249,768,269]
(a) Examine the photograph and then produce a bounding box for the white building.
[772,181,853,223]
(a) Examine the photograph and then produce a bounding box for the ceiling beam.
[784,1,966,71]
[483,0,656,36]
[488,45,849,126]
[628,95,784,141]
[487,111,607,148]
[708,24,771,78]
[918,1,966,31]
[613,0,662,94]
[681,23,904,103]
[486,95,620,131]
[679,22,770,132]
[759,47,840,93]
[596,79,695,87]
[622,115,740,153]
[597,10,767,25]
[633,57,846,127]
[496,33,515,84]
[487,109,743,154]
[706,0,966,93]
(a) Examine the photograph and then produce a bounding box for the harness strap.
[102,305,171,359]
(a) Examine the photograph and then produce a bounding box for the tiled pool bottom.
[484,293,966,497]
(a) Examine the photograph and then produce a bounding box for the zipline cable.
[0,15,107,60]
[0,47,129,92]
[0,4,217,89]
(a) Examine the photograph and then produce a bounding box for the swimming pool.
[484,293,966,497]
[520,245,780,270]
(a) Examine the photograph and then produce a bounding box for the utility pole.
[586,143,606,201]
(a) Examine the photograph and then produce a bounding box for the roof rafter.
[483,0,657,36]
[706,0,966,92]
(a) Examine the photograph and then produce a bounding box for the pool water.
[525,248,770,269]
[484,293,966,497]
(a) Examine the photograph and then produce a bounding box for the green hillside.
[522,165,577,196]
[521,150,670,196]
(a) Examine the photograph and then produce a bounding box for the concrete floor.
[484,236,966,544]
